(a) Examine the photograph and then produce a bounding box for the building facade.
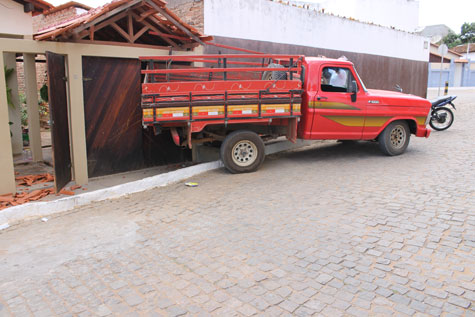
[168,0,430,97]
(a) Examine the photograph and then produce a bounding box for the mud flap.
[286,118,298,143]
[170,128,180,146]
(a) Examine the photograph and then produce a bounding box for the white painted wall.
[292,0,420,32]
[463,52,475,61]
[454,63,463,87]
[204,0,429,62]
[0,0,33,36]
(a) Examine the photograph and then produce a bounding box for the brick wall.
[16,56,48,97]
[33,7,79,32]
[17,6,82,97]
[166,0,204,33]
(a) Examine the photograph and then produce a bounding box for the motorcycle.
[429,95,456,131]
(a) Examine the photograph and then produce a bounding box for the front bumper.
[416,126,431,138]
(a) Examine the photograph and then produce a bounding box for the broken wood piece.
[0,195,14,203]
[59,189,75,196]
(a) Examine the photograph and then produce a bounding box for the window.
[321,67,354,93]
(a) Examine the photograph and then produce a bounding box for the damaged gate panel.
[46,51,72,193]
[82,56,144,178]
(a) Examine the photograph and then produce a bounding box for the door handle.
[317,96,328,101]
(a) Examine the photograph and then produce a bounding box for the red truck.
[140,54,431,173]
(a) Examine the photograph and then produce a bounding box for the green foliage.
[4,66,15,108]
[460,22,475,43]
[443,22,475,48]
[40,83,48,102]
[443,31,461,48]
[18,92,49,128]
[19,93,28,127]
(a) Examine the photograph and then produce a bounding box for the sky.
[47,0,475,34]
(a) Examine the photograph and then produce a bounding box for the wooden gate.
[82,57,144,178]
[46,51,72,192]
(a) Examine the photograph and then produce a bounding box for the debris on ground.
[15,173,54,186]
[185,182,199,187]
[0,173,83,210]
[0,188,55,210]
[41,217,48,222]
[59,189,75,196]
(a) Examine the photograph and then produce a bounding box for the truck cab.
[299,58,431,143]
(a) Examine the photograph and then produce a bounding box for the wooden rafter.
[73,0,142,35]
[72,39,170,50]
[144,0,204,45]
[35,0,207,49]
[138,9,156,22]
[133,26,150,42]
[149,31,193,42]
[77,10,129,39]
[90,25,95,41]
[111,22,132,43]
[128,12,134,39]
[131,11,178,47]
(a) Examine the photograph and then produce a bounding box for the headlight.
[425,110,432,126]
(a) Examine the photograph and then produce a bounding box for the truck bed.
[140,54,304,128]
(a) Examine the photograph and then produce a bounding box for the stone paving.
[0,90,474,316]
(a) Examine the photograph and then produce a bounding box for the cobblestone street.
[0,89,474,316]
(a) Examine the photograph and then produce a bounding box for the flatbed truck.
[140,54,431,173]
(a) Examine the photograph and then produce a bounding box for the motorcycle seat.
[431,95,455,107]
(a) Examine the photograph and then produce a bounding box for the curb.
[0,160,223,230]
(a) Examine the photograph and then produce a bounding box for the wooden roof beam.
[128,12,134,39]
[73,0,142,35]
[111,22,133,43]
[133,26,149,42]
[131,12,178,48]
[76,10,129,39]
[144,0,204,45]
[138,8,155,21]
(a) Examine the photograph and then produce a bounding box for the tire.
[429,107,454,131]
[378,121,410,156]
[220,130,265,173]
[261,63,287,81]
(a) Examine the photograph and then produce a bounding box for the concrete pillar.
[4,53,22,155]
[0,54,17,195]
[67,52,88,185]
[24,53,43,162]
[449,59,455,87]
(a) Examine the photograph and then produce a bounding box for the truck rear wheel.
[378,121,410,156]
[220,130,265,173]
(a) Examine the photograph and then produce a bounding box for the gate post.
[24,53,43,162]
[66,52,88,185]
[0,53,17,195]
[4,53,22,155]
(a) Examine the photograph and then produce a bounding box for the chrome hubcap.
[432,110,452,129]
[232,141,258,167]
[390,125,406,148]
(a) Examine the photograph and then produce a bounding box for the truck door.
[310,65,366,139]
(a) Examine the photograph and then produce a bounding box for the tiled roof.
[452,43,475,54]
[34,0,211,48]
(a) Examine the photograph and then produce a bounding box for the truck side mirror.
[350,80,357,102]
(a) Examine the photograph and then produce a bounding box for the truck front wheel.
[378,121,410,156]
[220,130,265,173]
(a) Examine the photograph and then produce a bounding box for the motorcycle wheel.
[430,107,454,131]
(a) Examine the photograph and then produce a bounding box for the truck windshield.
[354,68,367,92]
